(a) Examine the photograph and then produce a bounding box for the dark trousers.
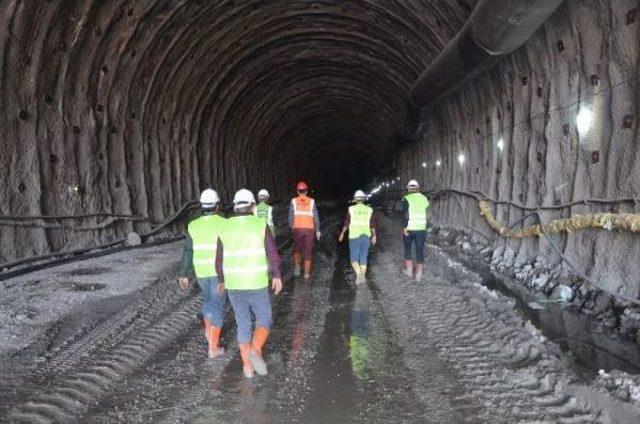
[403,230,426,263]
[293,229,315,260]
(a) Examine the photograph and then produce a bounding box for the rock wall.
[0,0,477,263]
[396,0,640,297]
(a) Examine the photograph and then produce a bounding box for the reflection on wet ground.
[303,242,424,422]
[195,241,425,423]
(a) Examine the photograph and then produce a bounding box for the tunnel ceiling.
[1,0,477,210]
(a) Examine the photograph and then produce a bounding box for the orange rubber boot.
[303,260,313,280]
[208,326,225,358]
[293,253,302,277]
[204,319,211,342]
[249,327,269,375]
[239,343,254,378]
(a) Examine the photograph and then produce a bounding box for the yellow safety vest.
[219,215,269,290]
[188,214,224,278]
[348,204,373,239]
[404,192,429,231]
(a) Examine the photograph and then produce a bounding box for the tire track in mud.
[372,218,600,424]
[34,277,181,380]
[8,276,201,423]
[18,216,340,423]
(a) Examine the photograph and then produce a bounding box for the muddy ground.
[1,213,640,423]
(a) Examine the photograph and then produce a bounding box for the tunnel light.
[422,162,427,168]
[497,138,504,152]
[396,177,400,181]
[576,107,593,135]
[458,153,465,166]
[436,159,441,167]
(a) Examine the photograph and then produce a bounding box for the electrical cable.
[0,201,200,273]
[380,187,640,305]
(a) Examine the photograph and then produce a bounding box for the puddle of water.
[448,249,640,378]
[303,242,424,422]
[64,266,111,276]
[66,282,107,292]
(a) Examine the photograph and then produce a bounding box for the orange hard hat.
[296,181,308,191]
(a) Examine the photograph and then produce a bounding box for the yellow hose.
[478,200,640,238]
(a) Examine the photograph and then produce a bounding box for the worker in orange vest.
[288,181,321,280]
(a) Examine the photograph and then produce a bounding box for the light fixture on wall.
[436,159,441,167]
[497,138,504,152]
[422,162,427,168]
[576,107,593,136]
[458,153,465,166]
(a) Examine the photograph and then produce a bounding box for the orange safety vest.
[292,196,316,230]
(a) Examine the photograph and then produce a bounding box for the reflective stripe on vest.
[220,215,269,290]
[292,197,315,229]
[404,192,430,231]
[348,204,373,239]
[188,214,224,278]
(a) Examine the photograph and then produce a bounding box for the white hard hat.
[200,188,219,206]
[258,189,270,199]
[407,180,419,188]
[354,190,366,199]
[233,188,256,205]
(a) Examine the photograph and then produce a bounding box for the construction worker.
[288,181,321,280]
[217,189,282,378]
[402,180,430,281]
[338,190,377,284]
[178,188,226,358]
[255,189,275,234]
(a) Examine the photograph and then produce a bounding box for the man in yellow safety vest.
[217,189,283,378]
[402,180,430,281]
[338,190,377,284]
[178,188,227,358]
[255,189,275,234]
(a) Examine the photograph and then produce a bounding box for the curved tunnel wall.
[0,0,477,262]
[395,0,640,298]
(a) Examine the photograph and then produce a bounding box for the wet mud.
[439,245,640,378]
[303,241,425,423]
[3,215,640,423]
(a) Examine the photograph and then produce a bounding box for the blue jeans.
[197,277,227,327]
[403,230,426,263]
[349,235,371,265]
[228,288,272,344]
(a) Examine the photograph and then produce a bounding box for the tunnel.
[2,0,640,422]
[0,0,476,262]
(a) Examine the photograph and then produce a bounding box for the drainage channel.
[302,241,424,422]
[441,246,640,379]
